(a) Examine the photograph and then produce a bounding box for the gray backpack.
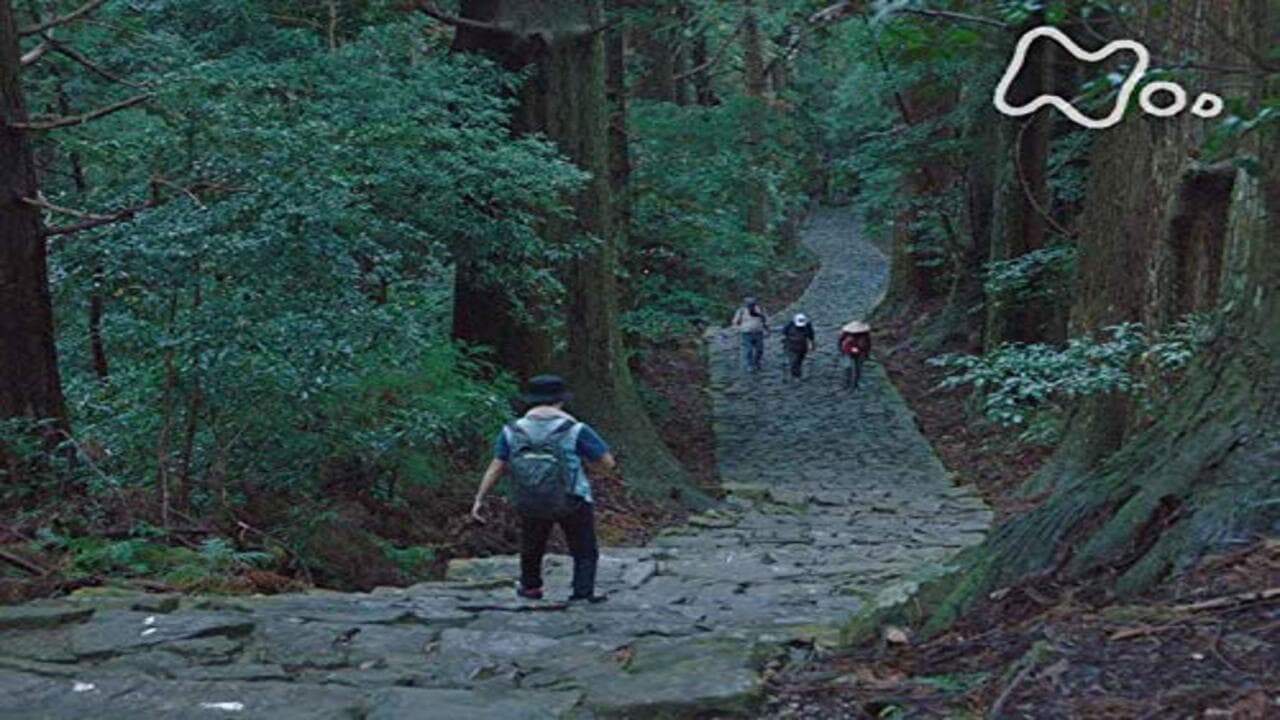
[506,419,579,519]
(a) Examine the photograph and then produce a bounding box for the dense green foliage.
[625,96,811,343]
[931,315,1214,443]
[7,1,595,584]
[6,0,827,587]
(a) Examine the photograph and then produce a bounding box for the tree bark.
[0,0,69,451]
[742,0,768,236]
[632,3,679,102]
[875,84,959,323]
[983,23,1061,349]
[447,2,560,379]
[451,0,697,502]
[690,32,717,105]
[605,15,630,246]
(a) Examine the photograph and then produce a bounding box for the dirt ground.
[876,303,1054,518]
[765,541,1279,719]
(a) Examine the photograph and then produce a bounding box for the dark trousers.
[787,349,808,378]
[520,499,598,598]
[742,331,765,371]
[844,356,864,388]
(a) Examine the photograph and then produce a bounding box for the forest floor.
[763,287,1280,718]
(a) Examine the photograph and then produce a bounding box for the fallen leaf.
[612,643,636,669]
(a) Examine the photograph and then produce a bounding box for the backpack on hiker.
[506,419,580,520]
[783,322,810,353]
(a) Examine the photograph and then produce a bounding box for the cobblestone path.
[0,208,991,719]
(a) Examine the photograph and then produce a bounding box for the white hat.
[842,320,871,334]
[793,313,809,327]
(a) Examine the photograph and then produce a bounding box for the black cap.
[521,374,573,407]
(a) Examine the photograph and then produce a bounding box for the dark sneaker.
[516,583,544,601]
[568,593,607,604]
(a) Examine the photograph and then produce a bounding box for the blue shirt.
[495,417,609,503]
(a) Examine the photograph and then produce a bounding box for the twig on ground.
[1209,621,1254,677]
[1171,587,1280,613]
[987,659,1037,720]
[0,549,51,576]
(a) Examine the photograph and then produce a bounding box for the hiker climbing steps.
[0,209,991,718]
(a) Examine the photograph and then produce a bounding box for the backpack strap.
[546,419,578,444]
[502,421,522,446]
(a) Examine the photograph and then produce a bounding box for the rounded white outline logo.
[994,26,1225,129]
[1140,81,1187,117]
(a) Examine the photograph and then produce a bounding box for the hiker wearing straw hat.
[781,313,816,379]
[838,320,872,389]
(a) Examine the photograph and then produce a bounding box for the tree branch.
[810,2,1007,30]
[8,93,150,131]
[896,8,1008,29]
[1015,119,1077,240]
[49,40,136,85]
[810,1,859,24]
[674,20,744,81]
[326,0,338,52]
[268,14,324,30]
[0,548,50,576]
[20,39,52,66]
[23,194,116,221]
[25,187,163,237]
[414,1,513,34]
[28,178,228,236]
[38,199,160,236]
[19,0,106,36]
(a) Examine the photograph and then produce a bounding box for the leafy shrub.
[931,315,1215,443]
[983,244,1078,303]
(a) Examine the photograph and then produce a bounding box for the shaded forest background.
[1,0,1276,628]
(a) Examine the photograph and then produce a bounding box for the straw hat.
[842,320,871,334]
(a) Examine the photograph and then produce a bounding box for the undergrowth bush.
[931,314,1215,444]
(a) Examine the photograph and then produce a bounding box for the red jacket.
[839,331,871,356]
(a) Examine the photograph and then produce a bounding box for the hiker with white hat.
[781,313,816,380]
[838,320,872,389]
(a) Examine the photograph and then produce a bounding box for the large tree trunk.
[742,0,768,237]
[447,7,558,379]
[874,84,959,324]
[690,32,717,106]
[452,0,697,502]
[983,23,1061,349]
[0,0,69,453]
[914,0,1279,633]
[450,262,555,379]
[631,3,679,103]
